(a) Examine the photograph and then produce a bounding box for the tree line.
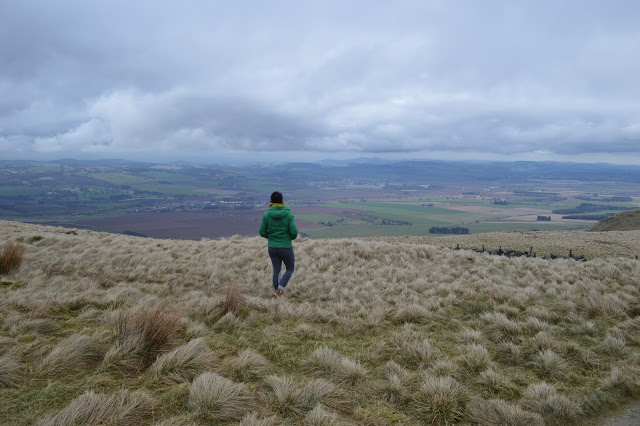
[429,226,470,234]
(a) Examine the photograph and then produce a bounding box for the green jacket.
[259,204,298,248]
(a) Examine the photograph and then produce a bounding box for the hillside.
[1,220,639,425]
[375,229,640,260]
[589,208,640,232]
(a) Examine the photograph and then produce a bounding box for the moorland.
[1,217,639,424]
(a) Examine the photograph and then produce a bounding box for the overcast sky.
[1,0,639,164]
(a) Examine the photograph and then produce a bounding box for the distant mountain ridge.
[588,208,640,231]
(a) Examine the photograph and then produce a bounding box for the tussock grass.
[215,282,247,320]
[521,382,583,424]
[458,343,492,375]
[379,361,414,404]
[411,375,467,424]
[0,241,25,275]
[465,398,544,426]
[7,315,61,336]
[238,412,280,426]
[533,349,568,380]
[0,354,22,387]
[481,312,522,343]
[304,346,342,375]
[188,372,250,422]
[38,389,156,426]
[151,338,217,384]
[2,220,640,424]
[477,368,520,399]
[225,349,270,381]
[38,335,103,376]
[265,375,344,417]
[103,306,182,372]
[304,403,339,425]
[601,366,640,397]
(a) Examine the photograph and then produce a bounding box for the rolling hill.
[589,208,640,232]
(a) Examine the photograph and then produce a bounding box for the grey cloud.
[1,0,639,162]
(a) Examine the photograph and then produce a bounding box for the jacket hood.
[267,206,290,220]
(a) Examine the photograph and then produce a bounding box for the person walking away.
[259,191,298,297]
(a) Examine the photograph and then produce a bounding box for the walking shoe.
[275,288,284,297]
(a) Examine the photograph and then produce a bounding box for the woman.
[259,191,298,297]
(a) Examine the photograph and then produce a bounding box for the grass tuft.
[37,389,156,426]
[465,398,544,425]
[521,382,583,424]
[458,343,491,375]
[304,346,342,375]
[533,349,567,379]
[103,306,182,371]
[239,412,280,425]
[411,375,467,424]
[0,355,22,388]
[151,338,217,384]
[0,242,25,275]
[392,304,432,324]
[304,403,339,425]
[212,282,247,320]
[400,338,441,367]
[188,371,250,422]
[477,368,520,399]
[226,349,271,382]
[38,335,102,376]
[481,312,521,342]
[265,375,343,417]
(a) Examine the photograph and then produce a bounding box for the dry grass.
[1,219,640,424]
[188,372,251,422]
[0,354,22,387]
[38,389,156,426]
[521,382,582,424]
[465,398,544,425]
[104,306,182,372]
[374,229,640,259]
[151,338,217,384]
[0,241,25,275]
[411,375,467,424]
[225,349,270,382]
[37,335,103,376]
[265,375,343,417]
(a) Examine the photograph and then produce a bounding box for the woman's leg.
[268,248,282,291]
[277,248,296,290]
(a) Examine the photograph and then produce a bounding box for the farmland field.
[1,159,639,240]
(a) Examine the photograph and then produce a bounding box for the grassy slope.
[0,220,639,425]
[589,209,640,232]
[373,230,640,260]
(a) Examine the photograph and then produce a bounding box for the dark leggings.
[268,247,295,290]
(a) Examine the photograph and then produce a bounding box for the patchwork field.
[1,220,639,424]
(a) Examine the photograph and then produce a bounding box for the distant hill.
[588,208,640,231]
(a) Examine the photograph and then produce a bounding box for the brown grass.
[104,306,182,371]
[0,242,25,275]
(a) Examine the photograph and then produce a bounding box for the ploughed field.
[1,219,639,425]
